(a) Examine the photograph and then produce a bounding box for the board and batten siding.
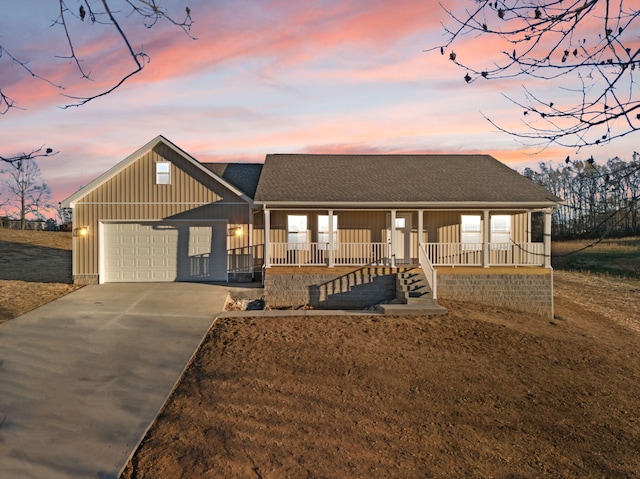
[423,210,530,244]
[261,210,529,245]
[72,144,252,280]
[265,210,387,244]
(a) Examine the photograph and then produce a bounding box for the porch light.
[228,225,243,237]
[74,226,89,237]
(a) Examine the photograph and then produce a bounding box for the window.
[287,215,307,250]
[156,162,171,185]
[491,215,511,247]
[395,217,406,229]
[461,215,481,247]
[318,215,338,250]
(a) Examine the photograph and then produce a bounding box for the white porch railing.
[268,242,545,267]
[269,242,390,266]
[418,243,437,299]
[425,242,544,266]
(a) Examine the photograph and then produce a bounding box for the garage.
[102,222,228,283]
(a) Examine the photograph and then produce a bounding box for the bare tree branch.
[431,0,640,148]
[0,1,195,113]
[0,146,57,165]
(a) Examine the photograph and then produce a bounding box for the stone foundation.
[264,266,398,309]
[73,274,99,285]
[436,267,553,318]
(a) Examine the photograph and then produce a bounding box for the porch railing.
[425,242,544,266]
[267,242,544,267]
[269,242,390,266]
[418,243,437,299]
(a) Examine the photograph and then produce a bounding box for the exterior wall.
[264,266,398,309]
[423,210,529,244]
[262,210,530,246]
[436,267,553,318]
[72,144,252,283]
[257,209,533,269]
[266,210,387,244]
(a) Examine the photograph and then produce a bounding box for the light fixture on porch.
[73,226,89,237]
[228,225,243,237]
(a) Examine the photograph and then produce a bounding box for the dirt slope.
[0,229,80,324]
[122,274,640,479]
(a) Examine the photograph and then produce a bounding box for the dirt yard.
[0,229,80,324]
[2,229,638,477]
[122,273,640,478]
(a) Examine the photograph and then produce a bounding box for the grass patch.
[552,237,640,282]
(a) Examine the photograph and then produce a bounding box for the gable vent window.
[156,162,171,185]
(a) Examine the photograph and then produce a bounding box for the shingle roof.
[253,154,561,206]
[201,163,263,199]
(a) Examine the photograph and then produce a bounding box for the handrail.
[418,242,437,299]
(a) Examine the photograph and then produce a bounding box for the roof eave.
[255,200,560,209]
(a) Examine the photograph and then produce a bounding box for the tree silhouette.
[1,159,52,230]
[432,0,639,148]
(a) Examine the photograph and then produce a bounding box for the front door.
[388,213,412,265]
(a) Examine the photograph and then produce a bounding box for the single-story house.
[62,135,562,317]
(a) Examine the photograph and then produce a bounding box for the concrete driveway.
[0,282,246,479]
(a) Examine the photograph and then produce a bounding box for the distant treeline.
[523,154,640,239]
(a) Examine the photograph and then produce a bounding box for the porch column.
[544,209,552,268]
[264,208,271,268]
[390,210,396,267]
[328,209,334,267]
[482,210,490,268]
[249,206,254,275]
[418,209,424,248]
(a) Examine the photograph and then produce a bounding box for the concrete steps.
[396,268,433,303]
[378,267,447,316]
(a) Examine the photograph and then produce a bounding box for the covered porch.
[261,208,552,269]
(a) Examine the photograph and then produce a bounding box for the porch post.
[390,209,396,267]
[544,209,552,268]
[264,208,271,268]
[249,206,254,275]
[328,209,334,267]
[482,209,490,268]
[418,209,424,249]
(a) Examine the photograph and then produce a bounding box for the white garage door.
[103,222,227,282]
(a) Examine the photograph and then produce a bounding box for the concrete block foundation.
[436,267,553,318]
[264,266,398,309]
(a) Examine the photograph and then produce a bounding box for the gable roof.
[61,135,252,208]
[254,154,562,207]
[201,163,263,199]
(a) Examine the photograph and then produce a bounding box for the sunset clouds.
[0,1,636,203]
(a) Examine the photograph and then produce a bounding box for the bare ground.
[1,229,638,477]
[0,229,80,324]
[122,273,640,479]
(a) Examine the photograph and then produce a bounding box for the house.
[62,135,562,317]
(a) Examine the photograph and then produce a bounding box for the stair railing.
[418,242,437,299]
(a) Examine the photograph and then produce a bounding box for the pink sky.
[0,0,636,208]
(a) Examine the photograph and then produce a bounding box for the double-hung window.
[287,215,308,250]
[317,215,338,250]
[491,215,511,249]
[461,215,481,250]
[156,162,171,185]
